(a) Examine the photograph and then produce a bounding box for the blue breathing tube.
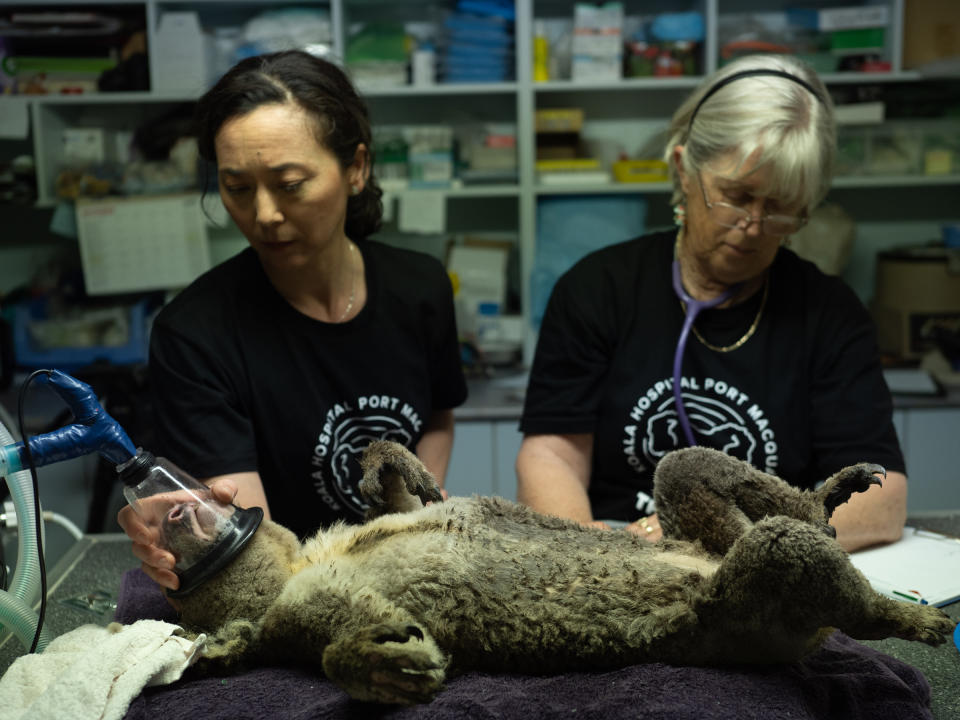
[0,369,137,475]
[671,260,739,447]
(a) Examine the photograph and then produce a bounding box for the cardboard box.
[903,0,960,69]
[571,2,623,82]
[872,247,960,358]
[818,6,889,31]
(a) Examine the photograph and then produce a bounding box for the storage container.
[13,299,150,370]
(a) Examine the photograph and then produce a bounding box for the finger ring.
[640,517,654,533]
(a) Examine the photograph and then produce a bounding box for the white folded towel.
[0,619,205,720]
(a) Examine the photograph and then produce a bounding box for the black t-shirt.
[150,242,467,538]
[521,230,905,523]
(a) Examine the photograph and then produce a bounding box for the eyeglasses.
[697,171,807,236]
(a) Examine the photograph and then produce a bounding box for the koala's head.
[174,518,301,633]
[161,500,232,570]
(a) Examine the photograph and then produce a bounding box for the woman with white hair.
[516,55,906,552]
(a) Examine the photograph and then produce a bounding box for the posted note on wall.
[0,97,30,139]
[398,190,446,234]
[76,193,211,295]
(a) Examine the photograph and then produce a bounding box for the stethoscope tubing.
[671,260,739,447]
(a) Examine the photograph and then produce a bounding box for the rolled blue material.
[1,369,136,473]
[650,12,705,42]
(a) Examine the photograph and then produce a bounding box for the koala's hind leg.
[696,516,955,663]
[359,441,443,520]
[654,447,798,554]
[654,448,880,555]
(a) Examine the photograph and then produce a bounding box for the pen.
[865,578,929,605]
[914,528,960,544]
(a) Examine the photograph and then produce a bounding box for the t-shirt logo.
[622,376,780,478]
[310,395,423,516]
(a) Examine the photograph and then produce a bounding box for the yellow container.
[612,159,669,183]
[536,158,600,172]
[535,109,584,133]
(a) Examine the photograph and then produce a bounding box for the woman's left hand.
[627,513,662,542]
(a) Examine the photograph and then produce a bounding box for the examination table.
[2,513,958,720]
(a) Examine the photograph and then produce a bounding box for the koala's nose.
[167,503,187,524]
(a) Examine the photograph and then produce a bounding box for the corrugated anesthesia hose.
[0,369,136,654]
[0,416,51,652]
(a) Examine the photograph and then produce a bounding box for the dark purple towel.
[114,568,179,625]
[116,569,932,720]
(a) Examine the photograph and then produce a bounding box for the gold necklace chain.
[336,241,356,323]
[680,278,769,352]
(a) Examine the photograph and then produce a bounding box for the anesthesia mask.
[117,450,262,597]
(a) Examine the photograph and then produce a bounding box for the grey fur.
[170,443,955,705]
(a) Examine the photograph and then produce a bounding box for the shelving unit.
[2,0,959,363]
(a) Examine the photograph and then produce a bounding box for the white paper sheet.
[398,190,446,234]
[849,526,960,607]
[0,97,30,139]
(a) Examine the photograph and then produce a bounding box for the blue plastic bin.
[13,299,149,370]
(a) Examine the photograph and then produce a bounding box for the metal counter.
[455,372,960,423]
[0,534,136,674]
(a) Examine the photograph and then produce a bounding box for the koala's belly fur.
[279,497,716,671]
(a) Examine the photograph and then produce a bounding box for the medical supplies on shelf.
[836,120,960,177]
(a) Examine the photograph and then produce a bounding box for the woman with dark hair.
[119,50,467,591]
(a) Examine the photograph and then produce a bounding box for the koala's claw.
[374,625,425,644]
[359,441,443,514]
[821,463,885,516]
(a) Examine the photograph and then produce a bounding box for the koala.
[162,442,956,706]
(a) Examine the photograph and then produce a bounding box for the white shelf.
[533,77,703,93]
[532,176,960,196]
[445,185,521,197]
[20,92,195,106]
[6,0,960,367]
[534,182,673,195]
[18,84,522,106]
[822,71,927,85]
[832,174,960,188]
[391,185,522,197]
[359,83,518,97]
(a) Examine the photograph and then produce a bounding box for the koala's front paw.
[192,619,260,675]
[322,623,447,705]
[359,441,443,517]
[820,463,885,516]
[896,605,957,646]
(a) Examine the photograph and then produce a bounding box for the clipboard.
[882,368,943,397]
[849,526,960,607]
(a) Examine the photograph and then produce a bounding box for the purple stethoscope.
[671,260,741,447]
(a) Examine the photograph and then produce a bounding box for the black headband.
[687,68,826,135]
